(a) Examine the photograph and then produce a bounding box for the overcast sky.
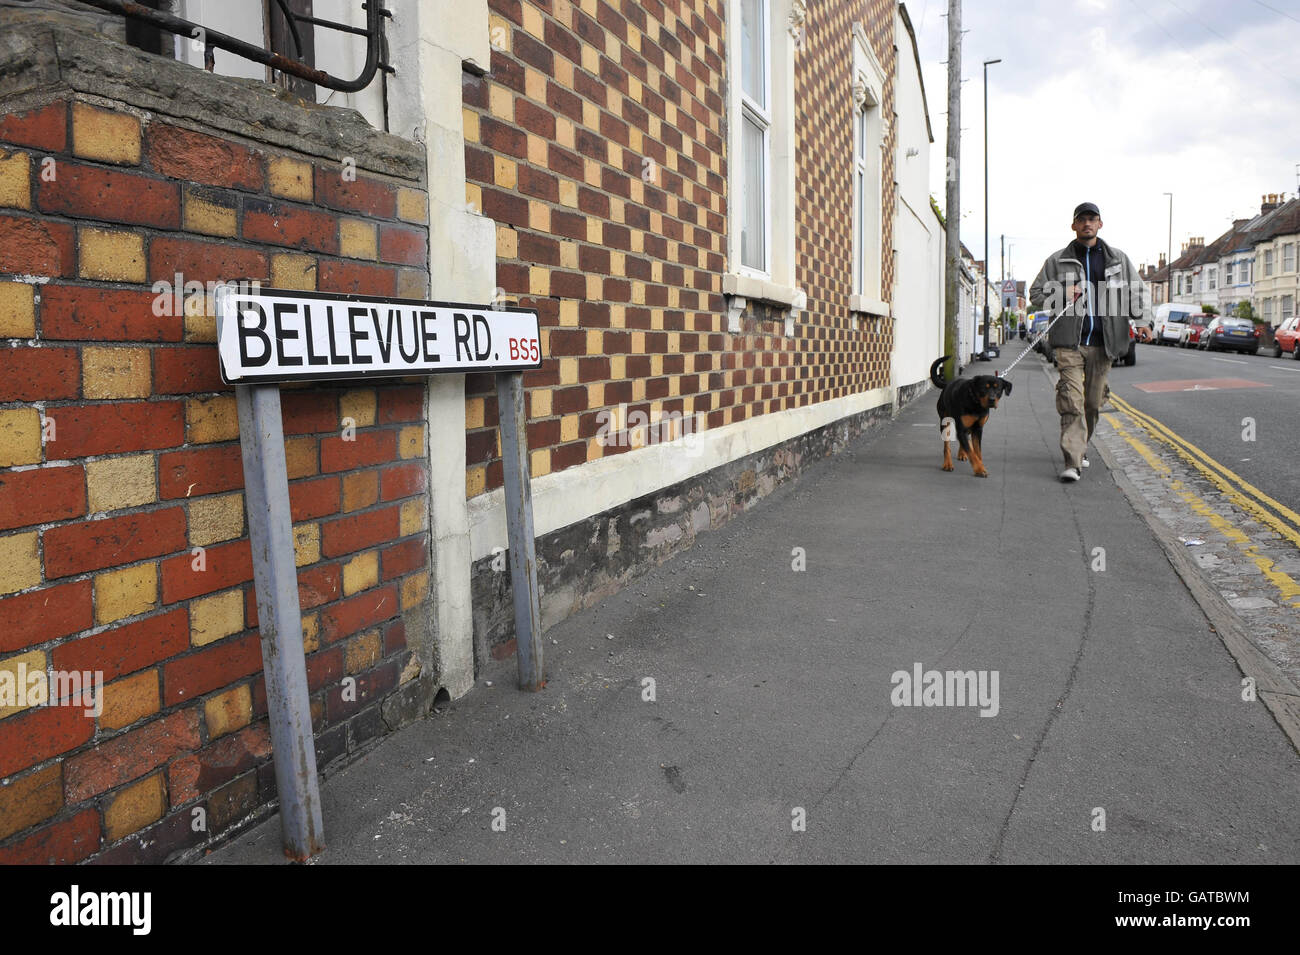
[910,0,1300,284]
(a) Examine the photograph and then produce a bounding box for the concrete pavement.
[208,342,1300,864]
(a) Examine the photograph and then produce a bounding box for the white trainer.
[1081,455,1090,468]
[1060,467,1081,483]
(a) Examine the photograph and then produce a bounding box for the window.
[738,0,769,272]
[1264,249,1275,276]
[1284,295,1295,321]
[1208,267,1216,290]
[1262,297,1274,322]
[849,21,886,311]
[1285,243,1296,272]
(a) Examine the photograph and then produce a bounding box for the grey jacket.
[1029,237,1151,360]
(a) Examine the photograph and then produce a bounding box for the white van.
[1153,303,1197,345]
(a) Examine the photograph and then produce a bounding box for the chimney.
[1158,253,1166,269]
[1263,194,1281,214]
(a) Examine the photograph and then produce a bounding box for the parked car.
[1113,320,1137,367]
[1177,312,1213,347]
[1152,303,1194,344]
[1271,316,1300,359]
[1198,316,1261,354]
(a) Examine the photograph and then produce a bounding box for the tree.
[1233,301,1258,322]
[1201,303,1219,315]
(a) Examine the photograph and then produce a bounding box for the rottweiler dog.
[930,356,1012,478]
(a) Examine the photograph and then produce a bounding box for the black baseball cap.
[1073,201,1100,219]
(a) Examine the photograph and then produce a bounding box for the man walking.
[1029,202,1150,482]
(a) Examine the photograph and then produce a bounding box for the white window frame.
[1284,243,1296,273]
[724,0,800,326]
[1207,266,1216,291]
[849,21,886,315]
[1283,294,1295,321]
[1264,248,1275,276]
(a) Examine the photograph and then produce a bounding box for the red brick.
[0,464,85,531]
[280,390,337,435]
[243,199,340,254]
[289,475,341,522]
[319,584,399,644]
[43,507,185,578]
[381,537,426,581]
[325,657,399,722]
[0,214,76,276]
[148,236,267,286]
[320,506,399,558]
[158,444,244,499]
[318,259,396,296]
[379,462,425,501]
[163,633,262,705]
[0,101,68,152]
[40,285,182,342]
[0,704,94,778]
[153,345,227,394]
[0,809,99,866]
[46,400,185,460]
[37,163,181,228]
[377,384,424,423]
[382,617,408,654]
[52,607,189,683]
[167,722,271,804]
[305,646,343,692]
[377,224,427,266]
[320,430,397,472]
[314,168,397,218]
[64,709,202,802]
[0,346,79,402]
[0,579,92,654]
[146,124,264,191]
[160,538,252,603]
[244,563,340,627]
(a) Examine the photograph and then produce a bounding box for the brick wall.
[0,95,433,862]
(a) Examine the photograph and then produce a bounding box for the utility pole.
[1000,233,1005,315]
[982,57,1000,358]
[1164,192,1173,305]
[943,0,961,378]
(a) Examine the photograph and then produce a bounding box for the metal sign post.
[216,286,544,859]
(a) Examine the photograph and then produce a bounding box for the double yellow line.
[1104,394,1300,605]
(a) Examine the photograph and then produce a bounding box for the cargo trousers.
[1054,344,1111,470]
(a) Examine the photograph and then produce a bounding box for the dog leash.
[996,291,1084,378]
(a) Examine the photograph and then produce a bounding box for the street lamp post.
[1163,192,1173,305]
[983,57,1001,357]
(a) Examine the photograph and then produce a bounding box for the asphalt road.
[1109,340,1300,510]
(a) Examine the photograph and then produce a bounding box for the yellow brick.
[582,44,599,73]
[397,269,427,299]
[586,217,601,243]
[584,157,601,187]
[104,774,165,842]
[99,670,160,731]
[610,354,626,378]
[94,562,157,626]
[558,356,578,385]
[530,387,551,418]
[463,108,481,144]
[522,2,545,36]
[345,630,381,674]
[586,274,602,299]
[340,389,377,427]
[82,346,150,399]
[0,409,41,467]
[399,424,424,459]
[0,531,39,596]
[650,353,663,375]
[0,763,62,841]
[609,197,625,224]
[79,228,145,282]
[610,304,625,329]
[271,253,316,290]
[284,435,318,478]
[268,156,312,201]
[527,134,547,167]
[632,378,646,401]
[587,382,604,407]
[0,283,35,337]
[0,650,46,718]
[582,100,599,129]
[72,103,141,165]
[183,189,236,237]
[559,300,579,327]
[631,230,644,253]
[558,179,579,209]
[465,182,482,213]
[530,448,551,478]
[187,395,239,444]
[397,187,427,224]
[400,571,428,610]
[302,613,320,653]
[190,588,244,647]
[560,241,578,269]
[465,398,485,431]
[189,492,245,546]
[489,13,512,50]
[489,85,513,121]
[525,68,546,103]
[610,250,626,276]
[204,684,252,739]
[0,150,31,210]
[399,498,426,537]
[555,57,574,90]
[184,291,217,342]
[339,219,377,260]
[560,414,579,443]
[529,267,550,296]
[293,523,320,567]
[496,224,518,259]
[466,465,486,498]
[494,156,517,190]
[342,551,379,597]
[341,471,378,512]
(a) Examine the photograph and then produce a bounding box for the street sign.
[1001,279,1016,295]
[215,287,542,384]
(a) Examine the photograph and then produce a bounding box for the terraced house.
[0,0,942,862]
